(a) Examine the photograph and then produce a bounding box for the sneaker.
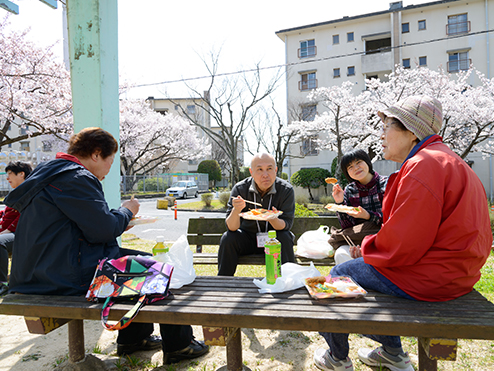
[314,348,354,371]
[117,335,162,356]
[0,283,8,297]
[358,346,414,371]
[163,339,209,364]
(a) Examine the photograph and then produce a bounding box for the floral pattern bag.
[86,255,173,331]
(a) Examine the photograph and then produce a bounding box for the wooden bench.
[1,276,493,371]
[188,216,340,266]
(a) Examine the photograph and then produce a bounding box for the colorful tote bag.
[86,255,174,331]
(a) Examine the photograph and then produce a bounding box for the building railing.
[446,21,470,35]
[299,79,318,91]
[447,58,471,73]
[298,45,317,58]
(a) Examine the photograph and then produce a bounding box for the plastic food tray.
[304,275,367,299]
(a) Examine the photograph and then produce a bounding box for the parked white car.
[165,181,199,199]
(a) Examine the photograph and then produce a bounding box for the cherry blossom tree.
[286,81,374,178]
[119,99,210,178]
[288,65,494,167]
[0,19,72,148]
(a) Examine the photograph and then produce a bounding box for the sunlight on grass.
[178,199,226,211]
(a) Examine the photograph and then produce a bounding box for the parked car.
[165,181,199,199]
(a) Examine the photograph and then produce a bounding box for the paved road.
[129,197,226,243]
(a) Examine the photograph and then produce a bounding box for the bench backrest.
[187,216,340,246]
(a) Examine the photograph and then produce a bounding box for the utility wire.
[133,28,494,88]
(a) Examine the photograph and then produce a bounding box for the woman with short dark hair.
[5,127,208,364]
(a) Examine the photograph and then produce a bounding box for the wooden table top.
[2,276,494,341]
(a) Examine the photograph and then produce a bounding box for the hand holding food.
[122,198,140,216]
[239,208,283,220]
[231,196,247,212]
[331,183,344,203]
[345,206,371,220]
[325,203,359,214]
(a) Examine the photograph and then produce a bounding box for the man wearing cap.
[313,96,492,371]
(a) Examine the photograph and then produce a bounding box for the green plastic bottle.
[264,230,282,285]
[152,236,169,255]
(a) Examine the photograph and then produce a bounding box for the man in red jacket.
[0,161,32,296]
[314,96,492,371]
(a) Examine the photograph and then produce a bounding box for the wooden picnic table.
[2,276,494,371]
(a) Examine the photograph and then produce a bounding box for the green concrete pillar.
[66,0,120,209]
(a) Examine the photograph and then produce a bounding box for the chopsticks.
[342,234,356,247]
[231,196,262,207]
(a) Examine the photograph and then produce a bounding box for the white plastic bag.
[153,234,196,289]
[296,225,334,259]
[253,262,321,294]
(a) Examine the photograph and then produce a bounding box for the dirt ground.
[1,314,494,371]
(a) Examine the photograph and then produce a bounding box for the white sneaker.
[358,346,414,371]
[314,348,354,371]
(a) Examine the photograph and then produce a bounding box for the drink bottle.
[264,230,282,284]
[152,236,168,255]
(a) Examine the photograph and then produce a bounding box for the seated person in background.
[314,96,492,371]
[0,161,32,296]
[330,150,387,265]
[5,127,208,365]
[218,153,295,276]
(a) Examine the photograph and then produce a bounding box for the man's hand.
[231,196,246,213]
[265,206,280,221]
[122,198,140,217]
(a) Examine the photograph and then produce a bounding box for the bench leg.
[217,328,251,371]
[418,337,437,371]
[68,319,85,363]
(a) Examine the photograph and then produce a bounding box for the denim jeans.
[319,257,415,360]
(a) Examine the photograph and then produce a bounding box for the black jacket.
[227,177,295,234]
[5,157,132,295]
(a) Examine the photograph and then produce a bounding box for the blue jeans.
[319,257,415,360]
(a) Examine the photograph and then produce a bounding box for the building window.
[299,72,317,91]
[300,136,318,156]
[333,68,340,78]
[402,23,410,33]
[299,39,316,58]
[419,56,427,66]
[347,32,354,42]
[158,109,168,116]
[332,34,339,44]
[7,143,12,148]
[187,105,196,114]
[301,105,317,121]
[347,66,355,76]
[20,141,30,151]
[448,51,470,72]
[365,37,391,54]
[20,125,28,135]
[403,58,411,69]
[42,141,52,152]
[447,13,469,35]
[418,20,426,30]
[174,105,180,110]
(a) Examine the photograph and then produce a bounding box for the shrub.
[319,195,333,205]
[295,194,310,208]
[280,172,288,180]
[137,177,168,192]
[201,193,214,207]
[291,167,331,201]
[219,192,231,208]
[295,203,318,217]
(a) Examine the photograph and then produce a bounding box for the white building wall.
[277,0,494,199]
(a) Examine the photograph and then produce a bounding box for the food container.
[304,275,367,299]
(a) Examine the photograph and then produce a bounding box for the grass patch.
[178,199,226,211]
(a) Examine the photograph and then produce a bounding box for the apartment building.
[276,0,494,199]
[147,95,211,174]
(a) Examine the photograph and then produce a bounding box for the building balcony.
[361,50,393,75]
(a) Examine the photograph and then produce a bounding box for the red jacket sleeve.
[0,207,20,233]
